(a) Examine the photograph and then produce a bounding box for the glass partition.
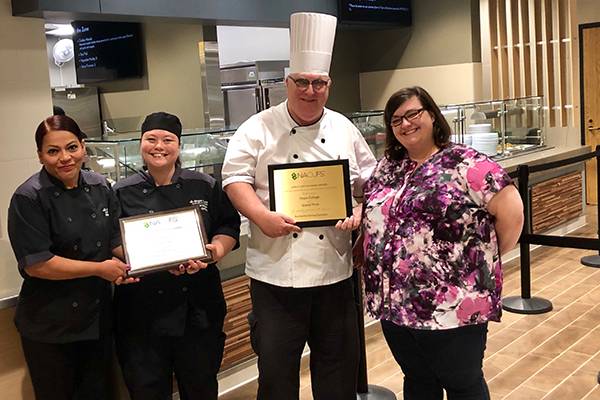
[348,95,546,160]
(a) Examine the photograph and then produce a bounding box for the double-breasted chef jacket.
[222,101,377,288]
[7,168,121,343]
[113,167,241,336]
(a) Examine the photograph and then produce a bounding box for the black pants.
[115,322,225,400]
[249,278,359,400]
[20,335,112,400]
[381,320,490,400]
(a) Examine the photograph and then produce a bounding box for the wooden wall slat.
[531,171,583,233]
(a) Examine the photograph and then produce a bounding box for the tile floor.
[220,212,600,399]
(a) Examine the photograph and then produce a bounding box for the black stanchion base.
[357,385,397,400]
[502,296,553,314]
[580,255,600,268]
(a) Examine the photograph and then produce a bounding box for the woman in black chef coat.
[113,112,240,400]
[7,114,133,400]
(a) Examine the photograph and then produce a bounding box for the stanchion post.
[503,164,553,314]
[352,269,397,400]
[581,145,600,268]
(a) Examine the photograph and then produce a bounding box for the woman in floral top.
[361,87,523,400]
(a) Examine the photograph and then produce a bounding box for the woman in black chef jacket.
[113,112,240,400]
[7,114,134,400]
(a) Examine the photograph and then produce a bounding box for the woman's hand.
[168,259,209,276]
[97,257,134,283]
[335,204,363,231]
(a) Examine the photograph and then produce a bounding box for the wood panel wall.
[480,0,579,128]
[531,171,583,232]
[221,275,254,370]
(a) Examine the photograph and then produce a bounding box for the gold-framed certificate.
[268,159,352,228]
[119,206,212,277]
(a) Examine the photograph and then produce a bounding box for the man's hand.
[256,211,302,238]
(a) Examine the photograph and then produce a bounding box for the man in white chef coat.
[221,12,376,400]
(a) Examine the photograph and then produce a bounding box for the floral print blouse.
[362,144,513,330]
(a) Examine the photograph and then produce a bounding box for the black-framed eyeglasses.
[390,108,426,127]
[288,76,331,92]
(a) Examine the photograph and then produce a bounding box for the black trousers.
[115,322,225,400]
[20,335,112,400]
[381,320,490,400]
[249,277,359,400]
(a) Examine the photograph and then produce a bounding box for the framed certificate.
[268,159,352,228]
[119,206,212,277]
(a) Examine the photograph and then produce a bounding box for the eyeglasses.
[288,76,331,92]
[390,108,426,128]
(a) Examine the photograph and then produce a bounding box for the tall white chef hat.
[289,12,337,76]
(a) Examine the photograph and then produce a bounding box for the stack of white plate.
[468,123,492,134]
[467,124,498,155]
[471,132,498,156]
[450,134,473,145]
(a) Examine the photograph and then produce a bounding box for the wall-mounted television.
[72,21,144,84]
[338,0,412,26]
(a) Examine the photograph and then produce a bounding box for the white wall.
[0,0,51,397]
[217,25,289,65]
[0,0,52,301]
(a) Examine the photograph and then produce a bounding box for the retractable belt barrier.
[503,145,600,315]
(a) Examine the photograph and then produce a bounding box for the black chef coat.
[7,168,121,343]
[113,167,240,336]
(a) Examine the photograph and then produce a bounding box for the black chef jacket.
[7,168,121,343]
[113,167,240,336]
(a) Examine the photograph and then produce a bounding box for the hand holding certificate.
[119,206,212,277]
[268,160,352,228]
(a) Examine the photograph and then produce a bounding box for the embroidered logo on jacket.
[189,199,208,211]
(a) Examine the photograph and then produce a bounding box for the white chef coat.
[222,101,376,288]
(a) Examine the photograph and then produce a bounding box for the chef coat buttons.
[321,138,326,143]
[142,188,148,194]
[319,234,324,240]
[148,209,154,213]
[72,301,78,308]
[182,287,188,292]
[96,241,102,247]
[53,191,60,197]
[91,212,97,219]
[293,233,298,238]
[291,128,296,134]
[157,289,164,295]
[84,186,90,193]
[67,217,72,223]
[293,154,299,159]
[73,244,78,251]
[176,183,181,189]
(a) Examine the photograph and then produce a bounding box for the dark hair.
[35,115,86,151]
[52,105,66,116]
[383,86,452,160]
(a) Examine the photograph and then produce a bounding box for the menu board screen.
[72,21,143,83]
[338,0,412,25]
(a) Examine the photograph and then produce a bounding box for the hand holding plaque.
[268,160,352,228]
[119,206,212,277]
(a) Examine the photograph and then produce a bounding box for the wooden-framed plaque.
[268,159,352,228]
[119,206,212,277]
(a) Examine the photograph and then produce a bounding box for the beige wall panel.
[100,22,205,129]
[577,0,600,24]
[0,2,52,397]
[359,62,483,110]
